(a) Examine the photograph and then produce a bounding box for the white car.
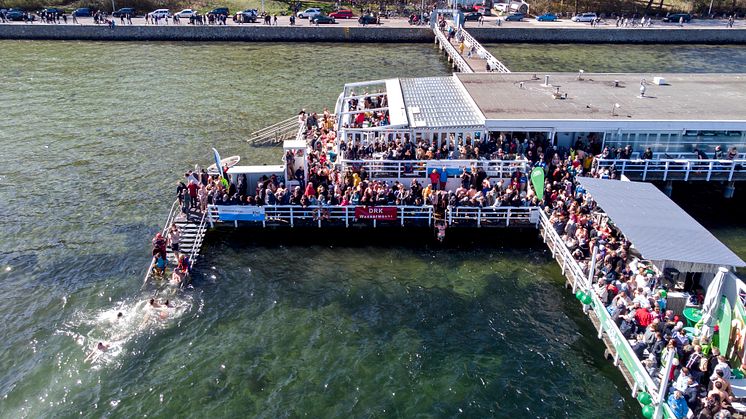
[174,9,197,18]
[495,1,529,14]
[571,12,597,22]
[149,8,172,18]
[297,8,321,19]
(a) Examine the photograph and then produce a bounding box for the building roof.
[576,177,746,273]
[456,72,746,122]
[399,76,485,128]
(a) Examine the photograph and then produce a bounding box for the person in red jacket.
[635,303,654,332]
[429,169,440,190]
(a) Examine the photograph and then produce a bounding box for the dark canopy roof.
[577,178,745,273]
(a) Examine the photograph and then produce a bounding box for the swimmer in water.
[149,298,162,308]
[117,312,124,319]
[84,341,109,363]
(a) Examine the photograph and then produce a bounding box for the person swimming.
[84,341,109,363]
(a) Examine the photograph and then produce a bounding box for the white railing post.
[345,206,349,228]
[642,161,648,181]
[663,161,669,181]
[373,219,377,228]
[506,208,511,227]
[429,207,433,227]
[290,206,294,228]
[706,161,713,181]
[400,207,405,227]
[729,162,736,182]
[477,208,481,228]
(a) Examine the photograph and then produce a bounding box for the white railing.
[597,158,746,181]
[246,115,300,145]
[188,211,208,270]
[433,26,474,73]
[456,27,511,73]
[208,204,538,228]
[448,206,538,227]
[338,158,529,180]
[538,211,662,407]
[142,199,180,289]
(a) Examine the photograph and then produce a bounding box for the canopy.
[577,178,746,273]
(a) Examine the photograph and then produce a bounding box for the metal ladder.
[142,200,209,288]
[246,115,301,145]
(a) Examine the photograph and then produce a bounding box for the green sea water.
[1,41,745,418]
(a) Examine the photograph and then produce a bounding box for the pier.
[432,17,511,73]
[143,71,746,418]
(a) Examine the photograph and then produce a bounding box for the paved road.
[1,14,743,29]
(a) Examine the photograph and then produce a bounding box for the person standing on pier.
[168,223,181,260]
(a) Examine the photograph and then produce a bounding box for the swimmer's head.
[150,298,155,305]
[117,312,123,318]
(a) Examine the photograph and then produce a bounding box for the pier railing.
[455,26,511,73]
[337,158,529,180]
[596,158,746,181]
[207,204,538,229]
[433,26,473,73]
[538,211,666,411]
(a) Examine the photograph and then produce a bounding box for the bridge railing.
[433,26,473,73]
[456,26,511,73]
[337,158,529,180]
[596,158,746,181]
[207,204,538,228]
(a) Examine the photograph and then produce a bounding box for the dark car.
[6,8,33,20]
[358,14,379,24]
[312,14,336,24]
[44,7,65,15]
[209,7,229,16]
[662,13,691,22]
[112,7,135,17]
[464,12,482,21]
[72,7,91,16]
[505,12,524,21]
[233,9,257,22]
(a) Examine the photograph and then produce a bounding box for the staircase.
[142,200,209,288]
[246,116,301,145]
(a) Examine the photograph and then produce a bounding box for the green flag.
[530,167,545,201]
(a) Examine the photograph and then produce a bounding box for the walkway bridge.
[432,21,510,73]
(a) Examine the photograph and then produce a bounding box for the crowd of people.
[538,135,746,418]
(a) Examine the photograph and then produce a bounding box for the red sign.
[355,206,398,221]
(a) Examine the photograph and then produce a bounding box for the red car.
[329,9,355,19]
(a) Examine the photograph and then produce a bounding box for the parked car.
[662,13,691,22]
[208,7,229,16]
[112,7,136,17]
[535,13,558,21]
[148,9,171,19]
[72,7,91,16]
[329,9,354,19]
[505,12,524,21]
[571,12,597,22]
[297,8,321,19]
[43,7,65,15]
[495,0,529,14]
[175,9,197,18]
[464,12,482,21]
[233,9,258,22]
[311,14,336,24]
[6,8,33,20]
[358,14,380,24]
[474,5,491,16]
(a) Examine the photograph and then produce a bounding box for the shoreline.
[2,24,746,43]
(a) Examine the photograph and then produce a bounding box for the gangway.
[246,116,300,145]
[433,21,511,73]
[142,200,209,288]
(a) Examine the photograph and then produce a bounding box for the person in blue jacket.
[667,390,689,419]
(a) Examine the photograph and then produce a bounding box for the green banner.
[590,292,657,396]
[530,167,545,201]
